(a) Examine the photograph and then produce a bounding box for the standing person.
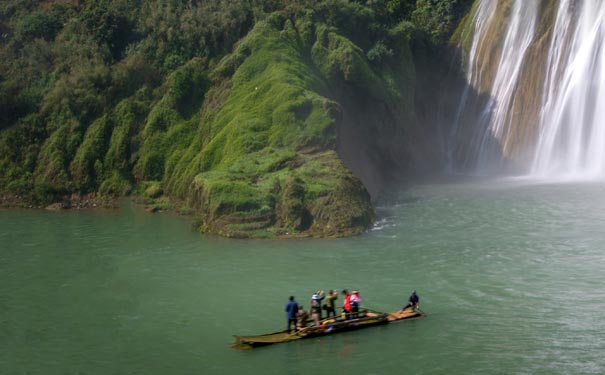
[325,290,338,317]
[401,290,419,311]
[310,290,325,326]
[296,305,309,330]
[285,296,298,332]
[350,290,361,317]
[341,289,351,319]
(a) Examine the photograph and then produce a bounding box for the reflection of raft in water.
[230,309,425,349]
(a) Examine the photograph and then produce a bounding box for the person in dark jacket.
[285,296,298,332]
[401,290,419,311]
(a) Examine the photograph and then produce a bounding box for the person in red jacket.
[341,289,351,319]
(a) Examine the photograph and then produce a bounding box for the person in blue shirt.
[285,296,299,332]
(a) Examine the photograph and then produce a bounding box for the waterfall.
[477,0,539,172]
[451,0,539,174]
[532,1,605,178]
[447,0,497,172]
[453,0,605,179]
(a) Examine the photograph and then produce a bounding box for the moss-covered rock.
[152,18,383,238]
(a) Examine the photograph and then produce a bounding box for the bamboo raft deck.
[231,309,424,349]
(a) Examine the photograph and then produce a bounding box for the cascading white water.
[453,0,605,179]
[447,0,497,172]
[452,0,539,174]
[532,1,605,178]
[465,0,497,89]
[475,0,538,171]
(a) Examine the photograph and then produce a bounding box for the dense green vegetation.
[0,0,473,237]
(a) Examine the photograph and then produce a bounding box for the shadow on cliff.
[437,47,526,178]
[332,40,517,203]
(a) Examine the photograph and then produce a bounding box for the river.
[1,179,605,374]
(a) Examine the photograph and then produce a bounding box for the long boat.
[230,308,425,349]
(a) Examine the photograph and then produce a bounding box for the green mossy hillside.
[161,17,379,237]
[0,0,474,237]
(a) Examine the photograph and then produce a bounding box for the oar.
[414,307,427,316]
[361,307,383,314]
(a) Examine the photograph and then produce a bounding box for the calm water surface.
[1,180,605,374]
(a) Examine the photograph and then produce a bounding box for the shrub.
[367,41,394,62]
[16,9,63,41]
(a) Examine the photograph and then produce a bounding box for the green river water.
[2,179,605,374]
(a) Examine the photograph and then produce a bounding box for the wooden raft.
[231,308,425,349]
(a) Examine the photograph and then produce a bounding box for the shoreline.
[1,193,118,210]
[1,193,372,239]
